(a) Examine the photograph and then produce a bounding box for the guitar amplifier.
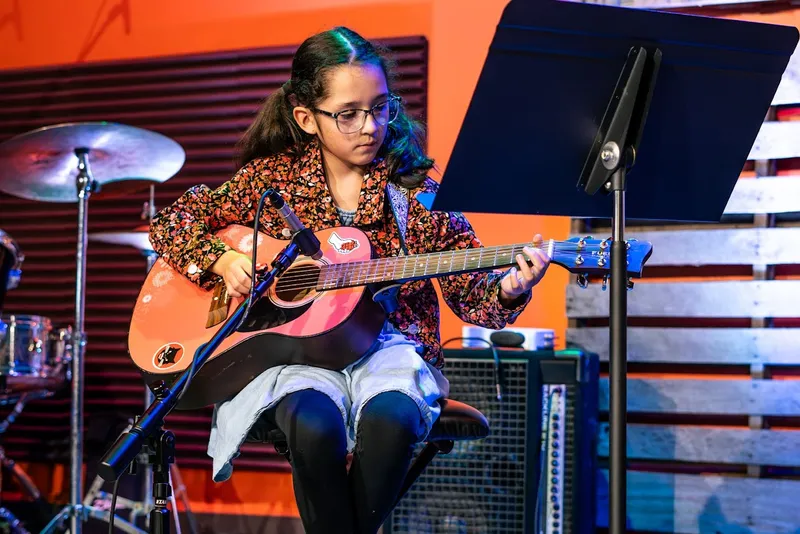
[386,348,598,534]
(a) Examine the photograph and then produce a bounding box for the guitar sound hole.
[274,264,320,304]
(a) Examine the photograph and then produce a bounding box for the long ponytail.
[235,83,311,167]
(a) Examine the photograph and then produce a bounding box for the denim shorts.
[207,321,450,482]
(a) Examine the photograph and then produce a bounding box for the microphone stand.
[97,227,319,533]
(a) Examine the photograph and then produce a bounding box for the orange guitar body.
[128,225,386,410]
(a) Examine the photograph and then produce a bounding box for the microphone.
[266,189,323,260]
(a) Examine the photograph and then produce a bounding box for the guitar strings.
[275,242,613,288]
[267,241,625,293]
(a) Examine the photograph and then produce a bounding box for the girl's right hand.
[210,250,253,298]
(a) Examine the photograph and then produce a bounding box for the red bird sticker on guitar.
[153,342,185,370]
[328,232,360,254]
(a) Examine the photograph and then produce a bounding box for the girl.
[149,26,550,534]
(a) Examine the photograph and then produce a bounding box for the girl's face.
[294,63,390,172]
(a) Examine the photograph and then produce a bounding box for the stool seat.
[427,398,490,441]
[246,398,489,445]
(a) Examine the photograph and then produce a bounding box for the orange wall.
[0,0,570,346]
[0,0,568,515]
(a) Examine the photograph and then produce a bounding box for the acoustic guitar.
[128,224,652,409]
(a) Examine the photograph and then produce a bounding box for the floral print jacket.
[149,139,531,368]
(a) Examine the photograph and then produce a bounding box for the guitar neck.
[317,242,549,291]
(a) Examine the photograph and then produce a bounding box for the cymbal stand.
[38,148,96,533]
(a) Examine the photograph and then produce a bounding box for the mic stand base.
[145,413,175,534]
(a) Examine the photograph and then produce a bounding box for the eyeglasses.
[313,94,401,134]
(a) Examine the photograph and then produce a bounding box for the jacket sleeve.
[149,163,258,289]
[432,210,532,330]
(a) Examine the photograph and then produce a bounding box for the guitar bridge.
[206,283,230,328]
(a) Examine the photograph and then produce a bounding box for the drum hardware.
[0,389,55,534]
[0,122,184,534]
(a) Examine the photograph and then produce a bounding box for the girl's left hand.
[499,235,551,301]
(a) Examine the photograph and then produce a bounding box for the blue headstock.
[552,236,653,288]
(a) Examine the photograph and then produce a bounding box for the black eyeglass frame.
[312,94,402,133]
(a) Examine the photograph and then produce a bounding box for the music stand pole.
[608,165,628,534]
[577,44,661,533]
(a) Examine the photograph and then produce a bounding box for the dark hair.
[235,26,434,188]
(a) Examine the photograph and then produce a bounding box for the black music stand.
[431,1,798,532]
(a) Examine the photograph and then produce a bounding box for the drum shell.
[0,314,71,393]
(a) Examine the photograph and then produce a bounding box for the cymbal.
[89,225,154,252]
[0,122,185,203]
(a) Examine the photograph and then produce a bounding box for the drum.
[0,230,24,315]
[0,314,72,394]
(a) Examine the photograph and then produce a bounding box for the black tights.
[266,389,422,534]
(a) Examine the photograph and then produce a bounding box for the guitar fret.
[361,262,370,284]
[377,258,385,283]
[333,263,342,288]
[349,263,356,287]
[364,262,371,284]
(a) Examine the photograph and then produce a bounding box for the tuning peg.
[601,275,609,291]
[627,278,634,291]
[576,274,588,288]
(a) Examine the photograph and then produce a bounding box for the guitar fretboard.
[317,243,537,290]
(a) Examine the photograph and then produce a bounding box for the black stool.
[246,398,490,506]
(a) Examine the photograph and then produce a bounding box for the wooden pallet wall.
[566,5,800,533]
